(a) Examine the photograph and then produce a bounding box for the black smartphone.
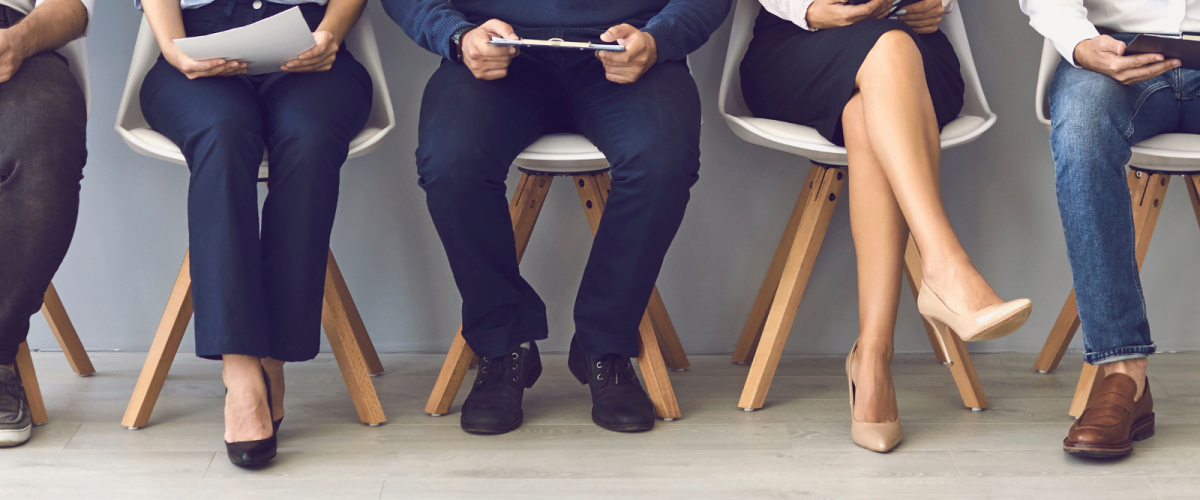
[845,0,923,9]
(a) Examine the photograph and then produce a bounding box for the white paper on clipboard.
[173,7,316,75]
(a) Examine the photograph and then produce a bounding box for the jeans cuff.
[1085,344,1156,365]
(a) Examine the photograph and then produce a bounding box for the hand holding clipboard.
[1074,35,1182,86]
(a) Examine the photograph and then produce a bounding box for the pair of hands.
[163,30,340,80]
[461,19,657,84]
[1074,35,1181,85]
[807,0,945,34]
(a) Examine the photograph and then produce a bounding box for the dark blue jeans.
[417,41,701,359]
[1046,33,1200,364]
[140,0,372,361]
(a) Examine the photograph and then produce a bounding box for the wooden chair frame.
[424,170,688,420]
[731,163,990,411]
[120,249,387,428]
[1032,169,1195,417]
[14,283,96,424]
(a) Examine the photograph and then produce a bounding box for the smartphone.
[488,37,627,52]
[846,0,923,11]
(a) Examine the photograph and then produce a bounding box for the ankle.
[1104,358,1148,400]
[855,341,894,364]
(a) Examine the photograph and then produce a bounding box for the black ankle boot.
[567,336,655,432]
[460,342,542,434]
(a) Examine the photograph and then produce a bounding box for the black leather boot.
[567,335,655,432]
[460,342,542,435]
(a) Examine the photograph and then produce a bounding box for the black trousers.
[140,0,372,361]
[0,6,88,366]
[417,40,702,359]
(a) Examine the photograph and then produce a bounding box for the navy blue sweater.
[382,0,731,63]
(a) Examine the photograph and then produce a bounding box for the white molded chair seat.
[59,39,90,116]
[1035,38,1200,173]
[513,133,609,173]
[719,0,996,165]
[115,9,396,178]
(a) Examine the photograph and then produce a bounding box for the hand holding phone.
[805,0,892,30]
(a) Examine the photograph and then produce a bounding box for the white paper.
[173,7,316,76]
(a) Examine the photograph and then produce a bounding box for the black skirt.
[739,11,964,147]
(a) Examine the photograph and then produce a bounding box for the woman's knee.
[861,29,922,80]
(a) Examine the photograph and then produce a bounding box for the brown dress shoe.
[1063,373,1154,457]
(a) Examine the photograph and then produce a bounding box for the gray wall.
[28,1,1200,358]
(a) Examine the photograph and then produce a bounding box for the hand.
[1074,35,1180,85]
[0,28,27,84]
[894,0,944,34]
[595,24,657,84]
[162,44,247,80]
[806,0,892,31]
[462,19,520,80]
[283,30,338,72]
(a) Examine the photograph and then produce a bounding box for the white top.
[759,0,957,32]
[0,0,93,35]
[1022,0,1200,66]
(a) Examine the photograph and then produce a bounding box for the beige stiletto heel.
[917,279,1032,342]
[846,341,902,453]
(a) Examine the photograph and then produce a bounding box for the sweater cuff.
[430,14,477,61]
[643,18,688,63]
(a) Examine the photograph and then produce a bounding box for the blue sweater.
[382,0,731,63]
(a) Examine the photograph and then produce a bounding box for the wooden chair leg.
[732,165,821,364]
[739,164,845,410]
[580,172,690,371]
[14,342,47,425]
[1186,175,1200,232]
[901,236,987,409]
[425,173,552,416]
[1033,290,1082,373]
[123,251,194,429]
[321,251,386,425]
[636,310,681,419]
[41,283,95,376]
[1061,170,1169,415]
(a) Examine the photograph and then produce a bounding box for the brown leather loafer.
[1063,373,1154,458]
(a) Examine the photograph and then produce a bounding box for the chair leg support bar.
[122,251,194,429]
[41,283,95,376]
[321,252,387,426]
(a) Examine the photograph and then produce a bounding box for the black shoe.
[225,367,277,467]
[567,335,656,432]
[460,342,542,435]
[0,366,32,447]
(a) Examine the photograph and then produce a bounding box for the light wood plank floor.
[3,351,1199,499]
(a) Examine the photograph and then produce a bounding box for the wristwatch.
[450,26,475,63]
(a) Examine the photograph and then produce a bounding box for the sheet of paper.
[173,7,315,76]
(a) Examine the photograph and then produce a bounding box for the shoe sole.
[1063,413,1155,458]
[461,416,523,435]
[960,304,1033,342]
[592,412,654,433]
[0,424,32,448]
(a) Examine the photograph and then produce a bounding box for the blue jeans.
[416,36,701,359]
[1047,34,1200,364]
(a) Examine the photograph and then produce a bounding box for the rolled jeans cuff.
[1085,344,1155,365]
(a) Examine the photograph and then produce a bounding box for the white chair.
[114,11,395,429]
[14,38,97,427]
[721,0,998,411]
[421,133,692,421]
[1030,38,1200,417]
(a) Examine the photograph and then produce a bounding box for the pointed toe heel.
[917,280,1032,343]
[224,367,278,467]
[846,341,903,453]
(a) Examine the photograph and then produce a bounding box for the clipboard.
[1126,34,1200,71]
[488,37,626,52]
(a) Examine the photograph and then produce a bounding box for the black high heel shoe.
[225,367,277,467]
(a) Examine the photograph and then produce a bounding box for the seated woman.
[139,0,372,466]
[740,0,1032,452]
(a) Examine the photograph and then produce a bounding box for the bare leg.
[260,357,285,421]
[1104,359,1148,400]
[223,354,272,443]
[855,30,1003,314]
[844,93,903,424]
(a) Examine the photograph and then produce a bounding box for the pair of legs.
[842,30,1003,423]
[141,6,372,441]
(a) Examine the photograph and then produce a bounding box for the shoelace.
[593,355,637,385]
[476,351,521,385]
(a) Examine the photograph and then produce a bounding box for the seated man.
[1021,0,1185,457]
[0,0,91,447]
[383,0,728,434]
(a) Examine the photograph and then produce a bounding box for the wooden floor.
[4,351,1199,499]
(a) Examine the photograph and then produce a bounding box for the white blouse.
[760,0,957,32]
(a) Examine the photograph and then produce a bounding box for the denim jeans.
[1047,33,1200,364]
[416,36,701,359]
[0,6,88,366]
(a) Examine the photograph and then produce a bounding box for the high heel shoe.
[917,279,1032,343]
[225,367,277,467]
[846,341,903,453]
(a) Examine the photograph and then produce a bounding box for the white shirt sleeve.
[759,0,818,31]
[1019,0,1099,67]
[32,0,93,37]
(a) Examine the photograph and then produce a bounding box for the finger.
[897,7,944,20]
[1120,59,1180,84]
[600,23,639,43]
[188,58,228,72]
[1092,35,1126,56]
[1110,53,1166,72]
[476,68,508,80]
[481,19,518,40]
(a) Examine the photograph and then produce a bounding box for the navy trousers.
[140,0,372,361]
[417,41,702,359]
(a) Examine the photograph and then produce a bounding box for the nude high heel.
[846,341,903,453]
[917,279,1032,343]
